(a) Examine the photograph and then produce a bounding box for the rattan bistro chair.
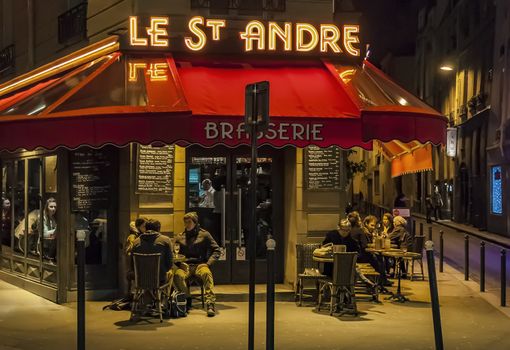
[295,243,326,306]
[403,235,425,281]
[317,252,358,316]
[130,253,170,323]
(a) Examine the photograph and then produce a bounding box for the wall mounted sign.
[126,16,361,57]
[70,149,113,211]
[304,145,342,190]
[491,165,503,215]
[446,127,457,157]
[136,145,175,195]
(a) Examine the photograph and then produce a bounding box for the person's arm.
[322,232,332,245]
[206,232,221,266]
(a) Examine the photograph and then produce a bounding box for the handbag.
[313,242,333,258]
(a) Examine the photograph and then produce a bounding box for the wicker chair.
[130,253,170,323]
[403,235,425,281]
[317,252,358,316]
[295,243,326,306]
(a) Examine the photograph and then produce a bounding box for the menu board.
[304,145,342,190]
[70,149,113,211]
[136,145,174,195]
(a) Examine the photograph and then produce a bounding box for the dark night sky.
[354,0,427,63]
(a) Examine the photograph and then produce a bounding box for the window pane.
[44,156,58,193]
[1,162,14,253]
[75,210,108,265]
[26,158,41,259]
[13,160,25,257]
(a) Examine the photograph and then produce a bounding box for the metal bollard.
[76,230,87,350]
[501,249,507,307]
[266,237,276,350]
[420,222,424,236]
[464,235,469,281]
[480,241,485,292]
[428,226,433,241]
[425,241,444,350]
[439,231,444,273]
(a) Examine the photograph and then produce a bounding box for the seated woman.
[41,198,57,262]
[389,216,413,277]
[381,213,394,239]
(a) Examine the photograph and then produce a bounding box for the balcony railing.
[191,0,285,12]
[0,44,15,74]
[58,2,88,44]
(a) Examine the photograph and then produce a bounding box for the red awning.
[0,37,446,152]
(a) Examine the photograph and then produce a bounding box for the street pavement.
[1,258,510,350]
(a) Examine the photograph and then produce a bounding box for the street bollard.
[501,249,507,307]
[428,226,433,241]
[425,241,444,350]
[76,230,87,350]
[464,234,469,281]
[480,241,486,292]
[439,231,444,273]
[420,222,424,236]
[266,237,276,350]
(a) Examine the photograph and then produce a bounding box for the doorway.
[186,146,284,284]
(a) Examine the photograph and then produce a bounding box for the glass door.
[186,146,284,284]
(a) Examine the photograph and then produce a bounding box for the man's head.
[393,215,407,228]
[202,179,212,191]
[337,218,351,238]
[135,217,148,233]
[347,211,360,227]
[145,219,161,232]
[364,215,378,233]
[183,212,199,231]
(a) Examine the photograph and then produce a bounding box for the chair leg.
[201,285,205,309]
[298,279,303,306]
[419,258,425,280]
[411,259,415,281]
[329,286,335,316]
[317,283,325,311]
[157,290,163,323]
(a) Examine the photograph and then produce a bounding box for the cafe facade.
[0,16,446,303]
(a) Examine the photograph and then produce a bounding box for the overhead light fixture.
[398,97,408,106]
[440,65,454,71]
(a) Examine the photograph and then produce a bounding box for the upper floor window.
[58,2,87,45]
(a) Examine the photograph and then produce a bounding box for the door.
[186,146,283,284]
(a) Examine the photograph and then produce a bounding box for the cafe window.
[1,155,59,285]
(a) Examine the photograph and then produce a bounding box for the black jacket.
[389,226,413,249]
[174,226,221,265]
[132,231,173,283]
[322,230,360,277]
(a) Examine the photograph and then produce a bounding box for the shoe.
[206,304,215,317]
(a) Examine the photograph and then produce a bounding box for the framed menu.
[70,149,113,211]
[304,145,342,190]
[136,145,174,195]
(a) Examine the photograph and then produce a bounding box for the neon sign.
[128,16,361,56]
[128,61,168,82]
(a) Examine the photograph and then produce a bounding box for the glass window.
[75,210,108,265]
[26,158,42,259]
[13,160,26,257]
[1,162,14,254]
[44,156,58,193]
[491,166,503,215]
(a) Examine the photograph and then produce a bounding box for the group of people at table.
[125,212,221,317]
[322,211,414,291]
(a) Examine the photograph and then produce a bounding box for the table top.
[381,251,421,258]
[365,247,402,254]
[313,255,334,263]
[367,243,398,249]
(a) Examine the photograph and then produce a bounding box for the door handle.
[221,186,226,248]
[238,186,243,247]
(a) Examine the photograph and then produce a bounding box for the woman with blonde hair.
[41,198,57,261]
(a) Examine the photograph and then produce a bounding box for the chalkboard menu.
[304,145,342,190]
[136,145,174,195]
[70,149,113,211]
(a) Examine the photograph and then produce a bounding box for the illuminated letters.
[296,23,319,52]
[343,25,360,56]
[320,25,342,53]
[268,22,292,51]
[128,63,147,81]
[240,21,265,51]
[206,19,226,40]
[185,16,207,51]
[128,62,168,82]
[129,16,169,47]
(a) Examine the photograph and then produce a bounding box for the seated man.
[173,212,221,317]
[131,219,174,295]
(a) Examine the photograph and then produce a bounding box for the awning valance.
[377,141,433,178]
[0,37,446,152]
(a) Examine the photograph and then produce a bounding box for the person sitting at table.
[173,212,221,317]
[381,213,394,238]
[131,219,174,295]
[348,211,367,249]
[362,215,378,241]
[389,216,413,278]
[322,218,378,293]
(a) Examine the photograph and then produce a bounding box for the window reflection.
[1,163,14,253]
[13,160,26,257]
[75,210,108,265]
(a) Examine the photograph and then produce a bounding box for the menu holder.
[136,145,174,195]
[304,145,342,190]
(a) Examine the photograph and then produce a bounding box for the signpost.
[245,81,270,350]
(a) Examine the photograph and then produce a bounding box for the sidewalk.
[1,258,510,350]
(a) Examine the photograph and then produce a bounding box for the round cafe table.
[365,247,402,294]
[173,254,187,263]
[381,250,421,303]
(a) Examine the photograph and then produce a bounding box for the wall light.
[440,65,454,71]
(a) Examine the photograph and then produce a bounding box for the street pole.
[76,230,87,350]
[425,240,444,350]
[266,237,276,350]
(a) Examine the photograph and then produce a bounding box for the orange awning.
[388,143,433,177]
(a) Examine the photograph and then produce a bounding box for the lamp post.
[245,81,270,350]
[76,229,87,350]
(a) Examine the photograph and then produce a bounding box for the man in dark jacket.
[131,220,173,288]
[173,212,221,317]
[322,218,360,277]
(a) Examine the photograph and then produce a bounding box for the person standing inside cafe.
[173,212,221,317]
